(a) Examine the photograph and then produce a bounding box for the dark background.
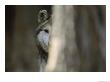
[5,5,51,71]
[5,5,106,72]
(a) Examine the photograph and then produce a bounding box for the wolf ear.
[38,10,48,23]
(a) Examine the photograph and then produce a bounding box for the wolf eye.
[44,29,49,33]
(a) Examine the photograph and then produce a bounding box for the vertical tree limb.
[46,5,80,72]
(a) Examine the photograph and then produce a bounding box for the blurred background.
[5,5,106,72]
[5,5,51,71]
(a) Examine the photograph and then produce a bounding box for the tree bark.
[46,5,80,72]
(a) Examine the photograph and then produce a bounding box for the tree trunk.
[46,5,80,72]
